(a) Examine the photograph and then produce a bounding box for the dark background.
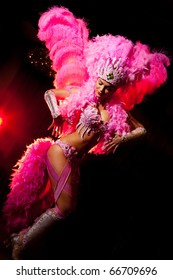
[0,0,173,259]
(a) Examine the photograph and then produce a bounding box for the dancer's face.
[95,78,116,102]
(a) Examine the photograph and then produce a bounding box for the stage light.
[0,116,3,126]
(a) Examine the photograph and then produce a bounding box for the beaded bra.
[76,105,107,138]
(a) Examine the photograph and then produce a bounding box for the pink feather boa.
[2,138,55,234]
[58,80,131,154]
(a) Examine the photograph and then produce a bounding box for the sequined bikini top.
[76,105,107,138]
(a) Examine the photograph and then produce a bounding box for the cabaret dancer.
[2,6,170,259]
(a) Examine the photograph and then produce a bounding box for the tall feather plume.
[37,6,89,88]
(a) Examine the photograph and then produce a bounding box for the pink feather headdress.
[37,6,170,112]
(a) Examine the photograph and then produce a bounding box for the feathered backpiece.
[37,6,89,88]
[115,42,170,110]
[37,5,170,112]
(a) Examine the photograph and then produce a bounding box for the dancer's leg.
[11,207,61,259]
[47,143,78,217]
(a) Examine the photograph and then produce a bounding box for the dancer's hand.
[104,134,122,153]
[48,116,64,138]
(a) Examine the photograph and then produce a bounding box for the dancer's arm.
[104,113,146,153]
[44,89,70,137]
[121,113,146,142]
